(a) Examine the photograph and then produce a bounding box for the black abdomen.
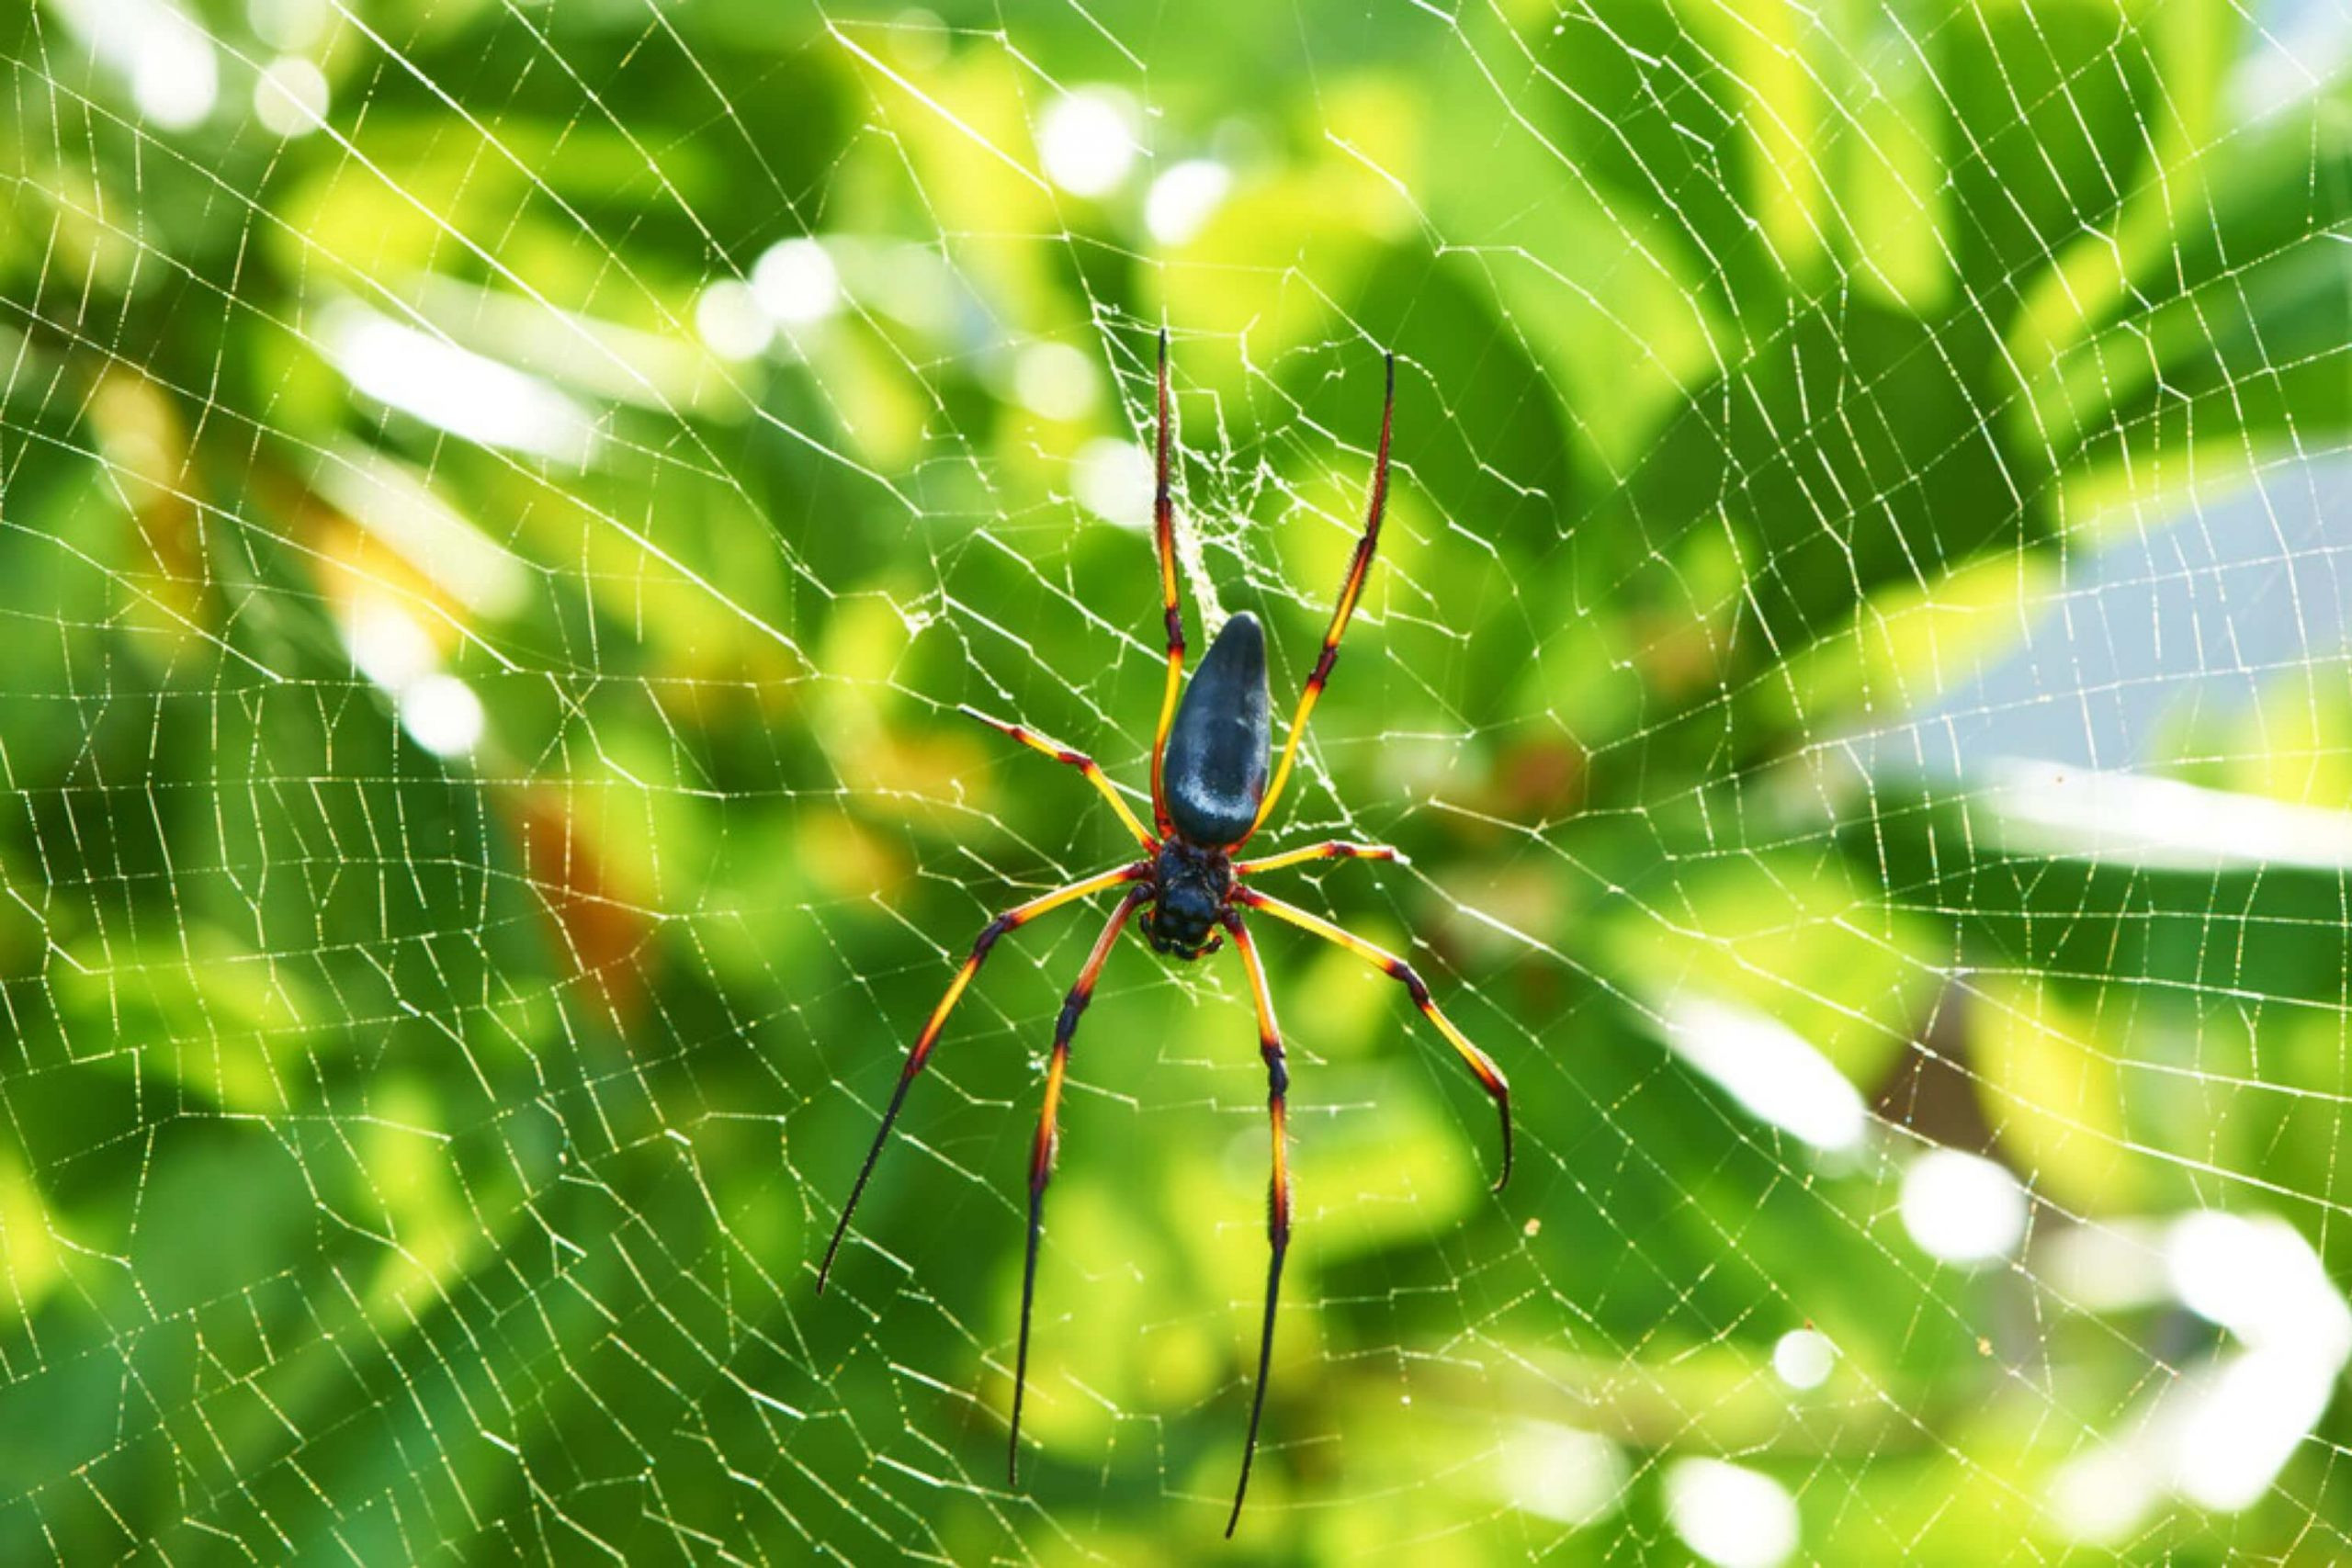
[1163,612,1270,848]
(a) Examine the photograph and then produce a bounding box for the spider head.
[1142,839,1231,961]
[1141,888,1223,960]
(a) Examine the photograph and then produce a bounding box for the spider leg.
[1235,887,1511,1190]
[817,860,1150,1292]
[1010,886,1147,1484]
[1221,908,1290,1538]
[1244,353,1396,845]
[960,705,1157,852]
[1235,840,1400,877]
[1148,327,1186,839]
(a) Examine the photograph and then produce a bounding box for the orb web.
[1,0,2348,1560]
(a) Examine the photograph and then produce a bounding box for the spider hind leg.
[1222,909,1291,1536]
[1011,887,1146,1483]
[1237,886,1512,1189]
[816,861,1149,1293]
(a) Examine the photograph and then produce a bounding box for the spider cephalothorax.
[815,333,1512,1537]
[1140,834,1233,959]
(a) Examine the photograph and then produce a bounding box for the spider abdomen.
[1161,611,1270,849]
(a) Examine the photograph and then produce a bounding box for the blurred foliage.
[2,0,2351,1562]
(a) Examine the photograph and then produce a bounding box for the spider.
[815,333,1512,1536]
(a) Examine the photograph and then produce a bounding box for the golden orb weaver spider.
[815,333,1512,1536]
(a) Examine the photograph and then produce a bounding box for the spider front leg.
[960,705,1156,851]
[1148,328,1186,839]
[1221,909,1291,1538]
[1244,353,1396,845]
[1235,886,1512,1189]
[1010,886,1147,1484]
[817,860,1149,1292]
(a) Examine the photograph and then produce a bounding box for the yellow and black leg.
[1246,354,1396,842]
[1148,328,1189,838]
[1235,840,1399,878]
[1222,910,1292,1536]
[961,705,1157,851]
[817,861,1149,1292]
[1009,886,1148,1483]
[1235,886,1510,1189]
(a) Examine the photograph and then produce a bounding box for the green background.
[3,0,2350,1560]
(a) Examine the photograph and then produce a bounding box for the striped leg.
[817,861,1149,1292]
[1222,910,1290,1537]
[1148,328,1187,839]
[1010,886,1146,1483]
[1245,353,1396,844]
[1235,887,1511,1190]
[1235,840,1400,877]
[960,705,1157,851]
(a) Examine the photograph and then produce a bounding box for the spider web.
[2,0,2350,1559]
